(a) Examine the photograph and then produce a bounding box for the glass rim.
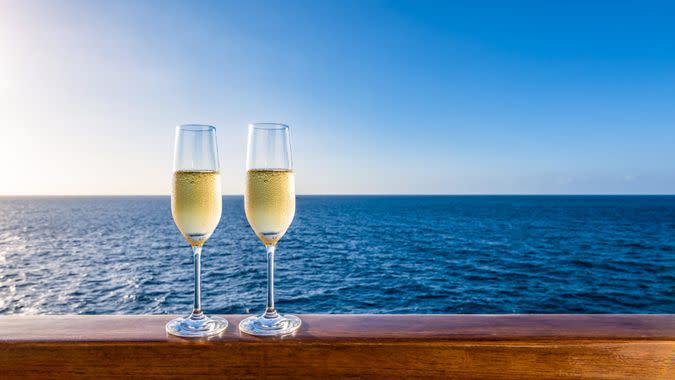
[177,124,216,132]
[249,123,289,130]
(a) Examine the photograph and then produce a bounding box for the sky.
[0,0,674,195]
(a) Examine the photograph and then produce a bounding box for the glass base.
[239,313,301,336]
[166,314,228,338]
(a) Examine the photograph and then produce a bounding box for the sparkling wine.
[172,170,222,246]
[245,169,295,245]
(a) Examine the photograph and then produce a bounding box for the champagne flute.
[239,123,301,336]
[166,124,228,337]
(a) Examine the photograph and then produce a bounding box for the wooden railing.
[1,314,673,379]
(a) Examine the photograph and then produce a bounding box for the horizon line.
[1,193,674,197]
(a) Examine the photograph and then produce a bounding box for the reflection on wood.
[0,314,673,379]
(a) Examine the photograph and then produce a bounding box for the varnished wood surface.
[0,314,673,379]
[1,314,673,342]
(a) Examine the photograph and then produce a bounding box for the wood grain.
[0,315,673,379]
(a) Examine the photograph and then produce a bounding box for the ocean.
[0,196,673,315]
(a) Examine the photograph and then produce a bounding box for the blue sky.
[1,0,673,194]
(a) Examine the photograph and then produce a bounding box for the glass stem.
[191,245,204,319]
[264,245,278,318]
